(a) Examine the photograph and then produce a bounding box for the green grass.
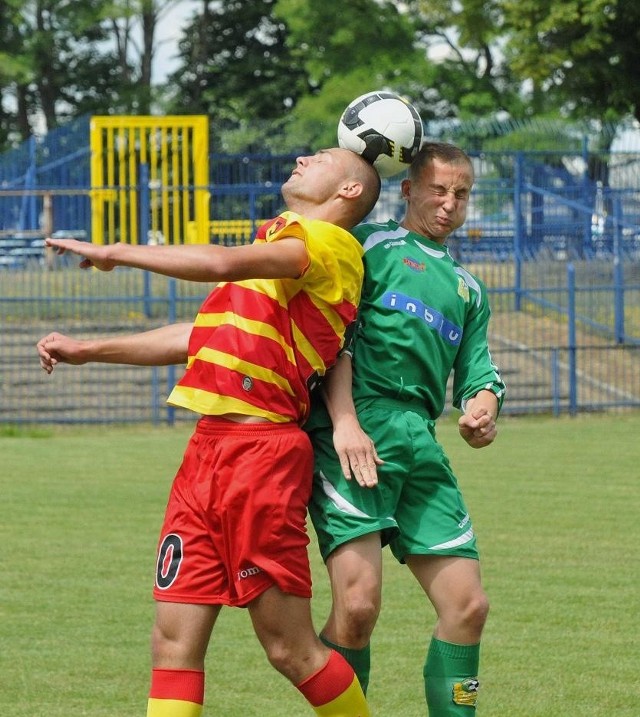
[2,413,638,716]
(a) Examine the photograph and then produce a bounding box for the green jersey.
[349,219,505,418]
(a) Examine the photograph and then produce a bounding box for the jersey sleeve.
[452,280,506,413]
[262,212,363,307]
[260,212,307,245]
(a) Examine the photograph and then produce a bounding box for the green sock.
[424,637,480,716]
[320,634,371,694]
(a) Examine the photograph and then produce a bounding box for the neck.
[400,220,447,245]
[287,200,349,229]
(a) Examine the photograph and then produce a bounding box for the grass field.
[1,413,637,717]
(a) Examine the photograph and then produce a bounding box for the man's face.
[402,158,473,242]
[281,149,347,207]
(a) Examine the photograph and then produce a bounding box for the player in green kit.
[307,142,506,716]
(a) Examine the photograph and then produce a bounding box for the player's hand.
[458,406,497,448]
[45,238,117,271]
[332,416,383,488]
[37,332,88,374]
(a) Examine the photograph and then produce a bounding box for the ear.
[401,178,411,200]
[338,180,364,200]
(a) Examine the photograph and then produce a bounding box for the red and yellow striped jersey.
[167,211,364,423]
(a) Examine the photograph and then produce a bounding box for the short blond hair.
[409,142,474,183]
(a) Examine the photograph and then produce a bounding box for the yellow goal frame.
[90,115,210,245]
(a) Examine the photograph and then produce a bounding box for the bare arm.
[37,322,192,375]
[322,353,381,488]
[44,237,309,283]
[458,389,499,448]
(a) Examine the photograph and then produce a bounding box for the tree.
[0,0,181,150]
[104,0,184,114]
[273,0,435,150]
[166,0,308,143]
[407,0,526,121]
[0,0,32,146]
[0,1,131,135]
[502,0,640,125]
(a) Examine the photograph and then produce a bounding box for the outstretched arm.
[322,353,382,488]
[458,389,499,448]
[37,322,192,375]
[44,237,309,283]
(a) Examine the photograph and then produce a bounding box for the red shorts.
[153,417,314,607]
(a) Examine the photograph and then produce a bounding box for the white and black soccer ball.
[337,90,424,178]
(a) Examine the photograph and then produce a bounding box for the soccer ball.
[337,90,424,178]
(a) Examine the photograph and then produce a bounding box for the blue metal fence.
[3,118,640,259]
[1,262,637,424]
[1,118,639,423]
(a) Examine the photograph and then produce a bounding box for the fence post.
[567,263,577,415]
[581,136,592,254]
[612,196,625,343]
[139,162,152,318]
[165,278,178,427]
[551,348,560,417]
[19,136,38,231]
[513,151,524,311]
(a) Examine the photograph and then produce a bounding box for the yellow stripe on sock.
[312,676,371,717]
[147,697,203,717]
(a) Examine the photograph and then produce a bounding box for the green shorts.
[308,398,479,563]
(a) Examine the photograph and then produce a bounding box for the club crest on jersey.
[242,376,254,391]
[452,678,480,706]
[457,277,470,302]
[265,216,288,238]
[403,256,426,273]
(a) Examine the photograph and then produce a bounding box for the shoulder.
[453,263,489,308]
[352,220,408,253]
[352,219,397,241]
[260,211,305,242]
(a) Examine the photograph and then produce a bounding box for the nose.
[441,191,457,211]
[296,155,308,167]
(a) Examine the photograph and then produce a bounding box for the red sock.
[296,650,356,707]
[149,668,205,702]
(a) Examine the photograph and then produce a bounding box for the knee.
[150,621,205,669]
[463,591,490,633]
[151,621,174,664]
[335,592,380,644]
[346,593,380,633]
[149,603,216,670]
[262,638,326,685]
[263,641,295,678]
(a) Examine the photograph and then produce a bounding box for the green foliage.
[503,0,640,123]
[2,414,639,715]
[283,71,435,153]
[166,0,307,127]
[408,0,526,121]
[275,0,421,85]
[268,0,436,151]
[194,0,435,152]
[0,0,171,147]
[481,123,584,153]
[1,0,639,154]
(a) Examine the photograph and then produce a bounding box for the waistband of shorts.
[196,415,301,436]
[355,396,435,422]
